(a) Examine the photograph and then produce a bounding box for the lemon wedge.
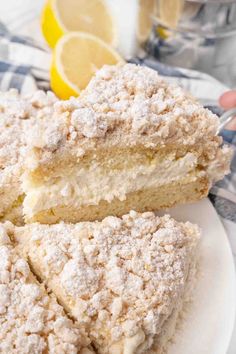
[41,0,116,48]
[50,32,123,99]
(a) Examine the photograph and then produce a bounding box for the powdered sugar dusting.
[17,211,200,354]
[41,63,219,148]
[0,89,57,167]
[0,223,91,354]
[71,107,108,138]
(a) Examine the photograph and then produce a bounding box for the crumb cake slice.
[0,89,58,225]
[14,211,200,354]
[22,63,232,223]
[0,224,92,354]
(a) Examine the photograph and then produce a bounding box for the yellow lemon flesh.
[50,32,124,99]
[41,0,116,48]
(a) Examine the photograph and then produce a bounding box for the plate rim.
[159,198,236,354]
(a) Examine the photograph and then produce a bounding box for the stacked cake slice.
[0,64,231,224]
[22,64,232,224]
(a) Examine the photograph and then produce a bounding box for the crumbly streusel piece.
[14,211,200,354]
[0,89,58,224]
[22,63,232,224]
[0,224,92,354]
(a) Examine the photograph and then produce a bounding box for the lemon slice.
[137,0,156,42]
[157,0,183,29]
[41,0,116,48]
[50,32,124,99]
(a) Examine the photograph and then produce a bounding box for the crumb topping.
[0,224,90,354]
[0,89,57,168]
[17,211,200,353]
[0,90,58,216]
[30,63,220,155]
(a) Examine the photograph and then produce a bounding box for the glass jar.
[147,0,236,87]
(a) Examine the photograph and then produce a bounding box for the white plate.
[158,198,236,354]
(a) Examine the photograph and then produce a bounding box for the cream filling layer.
[23,152,201,217]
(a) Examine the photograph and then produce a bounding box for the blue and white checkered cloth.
[0,22,235,247]
[0,22,50,93]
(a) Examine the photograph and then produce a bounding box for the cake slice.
[0,224,93,354]
[22,63,232,224]
[0,89,58,225]
[14,211,200,354]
